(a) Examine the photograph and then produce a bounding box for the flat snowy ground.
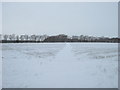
[2,43,118,88]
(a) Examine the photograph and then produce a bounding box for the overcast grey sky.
[0,3,2,34]
[2,2,118,37]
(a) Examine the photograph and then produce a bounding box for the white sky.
[1,1,118,37]
[1,0,119,2]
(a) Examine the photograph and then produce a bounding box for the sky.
[2,2,118,37]
[0,3,2,34]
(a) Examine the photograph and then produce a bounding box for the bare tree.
[3,34,8,41]
[20,35,25,41]
[16,35,19,41]
[8,34,16,41]
[12,34,16,40]
[35,35,41,42]
[0,34,2,41]
[30,35,36,41]
[24,35,29,41]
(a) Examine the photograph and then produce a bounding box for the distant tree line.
[0,34,48,43]
[0,34,119,43]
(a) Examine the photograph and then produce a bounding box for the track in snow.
[2,43,118,88]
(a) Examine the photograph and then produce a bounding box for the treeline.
[0,34,120,43]
[44,34,119,43]
[0,34,48,43]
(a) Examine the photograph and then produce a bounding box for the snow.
[0,43,2,89]
[2,43,118,88]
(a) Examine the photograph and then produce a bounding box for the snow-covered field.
[0,43,2,89]
[2,43,118,88]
